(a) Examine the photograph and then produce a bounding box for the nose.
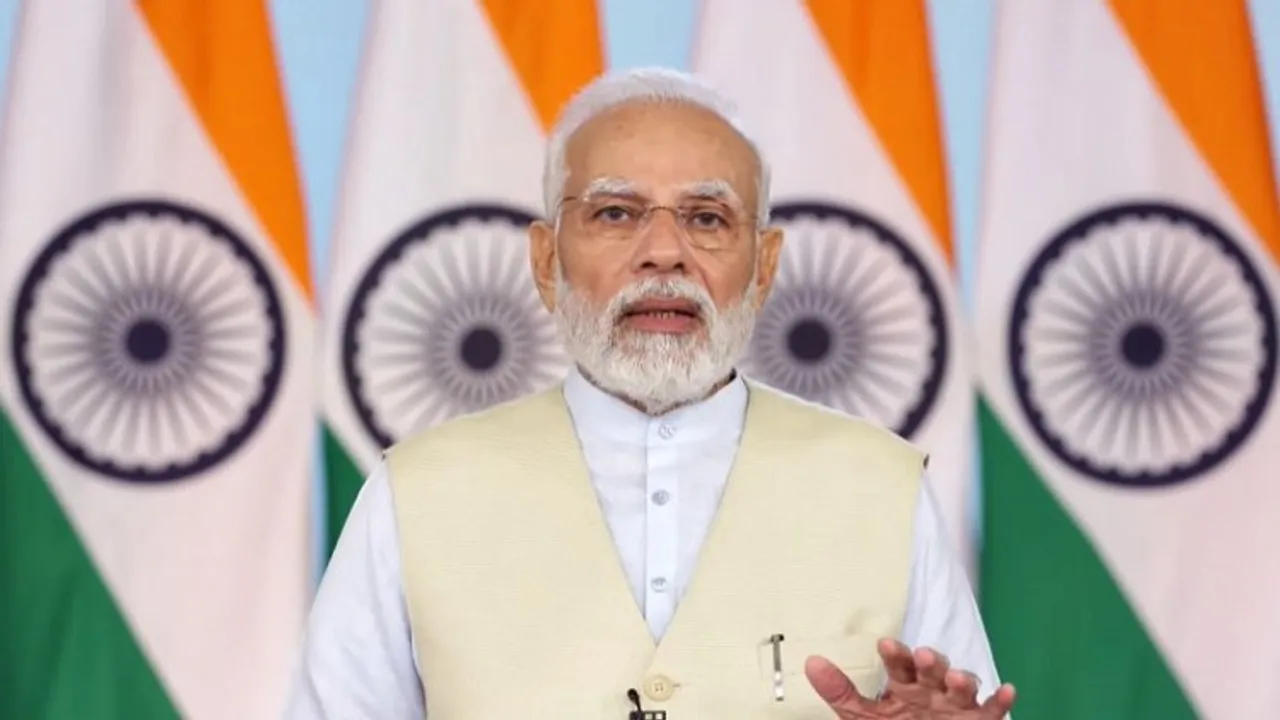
[632,208,689,274]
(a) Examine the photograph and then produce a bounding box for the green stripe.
[0,407,179,720]
[978,398,1198,719]
[323,424,365,560]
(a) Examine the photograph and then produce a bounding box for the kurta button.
[643,674,676,701]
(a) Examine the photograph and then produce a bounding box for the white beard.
[553,273,758,414]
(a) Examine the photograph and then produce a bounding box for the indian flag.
[0,1,314,718]
[694,0,976,572]
[977,1,1280,718]
[320,0,603,549]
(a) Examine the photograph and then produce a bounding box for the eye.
[686,208,730,230]
[591,204,639,224]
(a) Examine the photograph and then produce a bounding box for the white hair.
[542,67,772,228]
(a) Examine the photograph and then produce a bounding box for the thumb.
[805,655,875,712]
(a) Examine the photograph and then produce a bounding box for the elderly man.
[288,68,1016,719]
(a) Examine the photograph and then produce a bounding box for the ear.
[528,219,559,311]
[751,225,784,307]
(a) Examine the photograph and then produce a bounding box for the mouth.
[619,299,703,334]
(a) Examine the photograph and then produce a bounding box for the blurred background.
[3,1,1280,718]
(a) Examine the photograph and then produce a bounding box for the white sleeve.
[282,461,426,719]
[898,471,1003,702]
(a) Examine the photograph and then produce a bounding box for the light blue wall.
[4,0,1276,308]
[262,0,1280,310]
[262,0,1004,298]
[1,1,1278,565]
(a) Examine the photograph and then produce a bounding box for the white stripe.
[321,0,563,470]
[694,0,976,574]
[977,1,1280,717]
[0,3,312,718]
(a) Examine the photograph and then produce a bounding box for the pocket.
[757,634,884,699]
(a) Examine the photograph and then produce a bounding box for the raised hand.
[806,638,1016,719]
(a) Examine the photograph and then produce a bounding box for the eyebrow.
[578,177,640,200]
[675,179,745,210]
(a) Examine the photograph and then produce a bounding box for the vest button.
[643,673,676,701]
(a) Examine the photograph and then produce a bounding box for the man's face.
[529,101,783,412]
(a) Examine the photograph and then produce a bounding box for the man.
[288,67,1016,719]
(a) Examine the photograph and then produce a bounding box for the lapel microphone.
[626,688,668,719]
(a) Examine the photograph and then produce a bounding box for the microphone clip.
[626,688,668,719]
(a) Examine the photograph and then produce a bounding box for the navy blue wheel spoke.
[1008,202,1276,485]
[741,202,949,438]
[10,200,289,481]
[378,300,434,331]
[342,204,570,449]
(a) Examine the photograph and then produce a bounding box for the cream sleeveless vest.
[387,379,924,719]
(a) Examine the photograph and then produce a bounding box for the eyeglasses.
[559,194,754,251]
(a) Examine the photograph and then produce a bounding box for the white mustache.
[606,277,716,324]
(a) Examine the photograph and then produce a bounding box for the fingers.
[876,639,1016,716]
[979,683,1018,718]
[942,669,980,709]
[876,638,918,685]
[804,655,875,713]
[913,646,951,692]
